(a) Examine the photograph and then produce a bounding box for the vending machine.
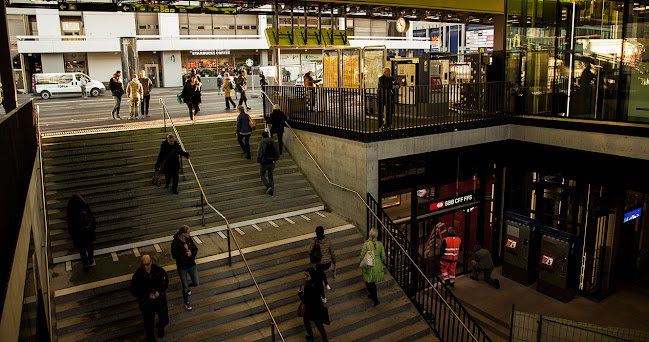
[536,227,581,303]
[502,212,541,285]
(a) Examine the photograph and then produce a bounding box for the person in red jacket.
[440,227,461,287]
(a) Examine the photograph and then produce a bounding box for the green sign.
[121,4,235,14]
[266,28,349,48]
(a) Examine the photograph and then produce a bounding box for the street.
[3,87,267,134]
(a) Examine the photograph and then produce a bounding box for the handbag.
[309,238,322,264]
[248,115,257,131]
[297,301,305,317]
[152,169,163,187]
[359,241,375,269]
[176,92,183,104]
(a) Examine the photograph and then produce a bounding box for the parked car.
[32,72,106,99]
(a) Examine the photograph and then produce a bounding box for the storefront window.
[64,53,87,73]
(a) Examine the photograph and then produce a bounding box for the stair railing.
[158,98,285,342]
[260,90,488,342]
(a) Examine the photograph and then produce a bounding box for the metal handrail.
[35,101,54,341]
[158,98,284,342]
[260,91,480,341]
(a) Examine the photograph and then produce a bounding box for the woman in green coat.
[360,228,386,306]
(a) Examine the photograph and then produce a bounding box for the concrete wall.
[41,53,64,73]
[509,125,649,161]
[87,52,122,83]
[35,9,61,37]
[83,12,136,37]
[161,51,182,87]
[283,130,370,235]
[158,13,180,37]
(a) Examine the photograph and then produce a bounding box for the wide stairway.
[53,223,435,342]
[41,120,324,263]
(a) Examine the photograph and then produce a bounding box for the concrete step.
[55,232,369,341]
[50,194,322,255]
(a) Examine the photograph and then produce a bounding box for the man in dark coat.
[171,225,199,310]
[109,70,124,119]
[267,104,287,154]
[66,194,96,269]
[130,255,169,342]
[377,67,399,130]
[155,134,190,194]
[257,131,280,196]
[470,245,500,289]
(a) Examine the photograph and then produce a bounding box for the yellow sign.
[306,0,504,15]
[265,28,349,48]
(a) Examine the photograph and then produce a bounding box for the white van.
[33,73,106,99]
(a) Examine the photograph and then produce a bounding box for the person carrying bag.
[360,228,385,306]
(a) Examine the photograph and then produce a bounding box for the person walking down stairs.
[155,134,190,194]
[236,106,253,159]
[299,268,330,342]
[66,194,96,269]
[312,226,336,293]
[361,228,386,307]
[130,255,169,342]
[171,225,200,311]
[257,131,279,196]
[182,74,201,123]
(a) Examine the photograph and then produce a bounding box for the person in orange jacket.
[440,227,461,287]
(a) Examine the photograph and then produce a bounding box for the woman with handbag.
[298,268,329,342]
[223,73,237,110]
[235,105,253,159]
[360,228,386,306]
[181,74,201,122]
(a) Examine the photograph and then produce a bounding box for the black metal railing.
[263,82,505,142]
[367,193,492,342]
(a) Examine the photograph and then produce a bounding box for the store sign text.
[430,194,474,212]
[191,49,231,56]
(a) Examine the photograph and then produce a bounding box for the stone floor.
[451,266,649,332]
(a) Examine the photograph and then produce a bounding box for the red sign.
[430,201,445,211]
[505,237,519,254]
[540,253,556,270]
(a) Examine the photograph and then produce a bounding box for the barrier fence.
[262,82,505,142]
[367,193,492,342]
[510,306,649,342]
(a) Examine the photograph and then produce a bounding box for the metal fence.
[263,82,505,142]
[510,308,649,342]
[367,193,492,342]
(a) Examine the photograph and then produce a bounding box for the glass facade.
[506,0,649,123]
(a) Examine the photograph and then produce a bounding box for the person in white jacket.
[126,74,143,120]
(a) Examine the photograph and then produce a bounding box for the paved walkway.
[452,266,649,332]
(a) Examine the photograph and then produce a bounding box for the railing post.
[200,194,205,226]
[228,228,232,266]
[163,102,166,132]
[537,314,543,342]
[271,323,276,342]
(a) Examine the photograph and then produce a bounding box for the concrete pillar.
[260,50,268,66]
[493,14,505,52]
[41,53,64,73]
[120,37,138,82]
[1,0,16,112]
[161,51,182,87]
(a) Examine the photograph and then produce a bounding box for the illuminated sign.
[429,193,474,212]
[122,4,236,14]
[191,50,231,56]
[505,238,519,254]
[624,208,642,223]
[540,253,555,270]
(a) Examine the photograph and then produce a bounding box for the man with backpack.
[257,131,280,196]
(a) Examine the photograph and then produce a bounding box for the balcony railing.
[262,82,505,142]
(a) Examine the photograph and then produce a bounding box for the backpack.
[263,140,277,163]
[235,77,244,92]
[309,238,322,263]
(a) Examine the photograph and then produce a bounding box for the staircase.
[41,120,324,263]
[53,224,435,342]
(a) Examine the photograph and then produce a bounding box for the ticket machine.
[536,227,581,303]
[502,212,541,285]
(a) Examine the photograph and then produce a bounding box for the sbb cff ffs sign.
[429,193,474,212]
